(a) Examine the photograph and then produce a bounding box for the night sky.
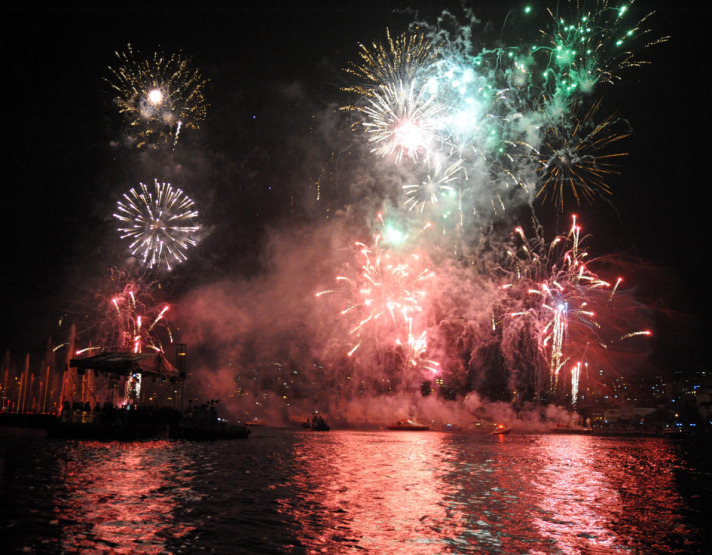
[4,1,709,377]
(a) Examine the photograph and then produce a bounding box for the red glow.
[52,441,192,552]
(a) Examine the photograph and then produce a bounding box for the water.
[1,428,710,554]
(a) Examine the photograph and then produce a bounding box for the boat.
[46,401,250,441]
[47,406,168,440]
[387,419,429,431]
[303,413,330,431]
[245,418,265,426]
[169,401,250,440]
[660,426,690,438]
[489,424,511,435]
[46,352,251,441]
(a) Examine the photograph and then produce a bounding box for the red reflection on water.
[52,441,195,554]
[280,431,693,553]
[283,430,467,553]
[529,435,621,553]
[524,435,689,554]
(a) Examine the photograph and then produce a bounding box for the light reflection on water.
[54,441,201,553]
[0,430,707,553]
[282,432,699,553]
[283,431,467,553]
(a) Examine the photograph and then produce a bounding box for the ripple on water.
[0,430,708,553]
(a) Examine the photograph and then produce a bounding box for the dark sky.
[3,1,708,374]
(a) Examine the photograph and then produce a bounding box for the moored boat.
[45,402,251,441]
[46,352,251,441]
[47,405,179,440]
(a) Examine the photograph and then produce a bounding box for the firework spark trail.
[348,236,431,340]
[342,29,437,103]
[60,269,173,359]
[510,216,608,388]
[114,180,200,272]
[107,286,170,354]
[537,0,667,94]
[571,361,582,404]
[57,273,170,408]
[106,44,208,148]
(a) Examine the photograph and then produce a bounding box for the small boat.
[303,414,330,431]
[245,418,265,426]
[387,419,429,431]
[490,424,511,435]
[169,401,250,440]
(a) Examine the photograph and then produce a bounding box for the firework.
[362,80,444,163]
[322,4,661,407]
[343,3,664,214]
[403,158,464,213]
[53,269,175,407]
[504,216,610,389]
[108,285,171,354]
[64,269,173,356]
[499,216,651,399]
[318,227,438,388]
[571,361,582,404]
[342,29,437,102]
[516,98,630,209]
[106,44,208,148]
[536,0,667,95]
[114,180,200,271]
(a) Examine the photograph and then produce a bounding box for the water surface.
[1,429,709,553]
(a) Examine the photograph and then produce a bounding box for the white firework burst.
[114,180,200,271]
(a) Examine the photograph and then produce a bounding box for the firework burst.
[106,44,208,148]
[114,180,200,272]
[537,0,667,95]
[362,80,444,163]
[318,224,439,388]
[67,269,173,356]
[517,99,630,209]
[105,282,171,354]
[343,4,664,214]
[498,216,650,399]
[403,157,463,213]
[328,3,661,406]
[342,29,437,102]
